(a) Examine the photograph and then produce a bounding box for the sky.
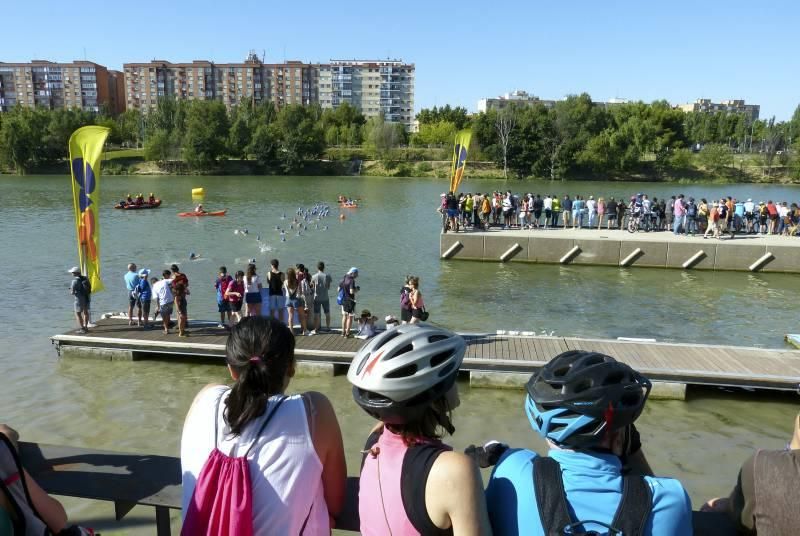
[3,0,798,120]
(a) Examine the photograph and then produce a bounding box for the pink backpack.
[181,395,286,536]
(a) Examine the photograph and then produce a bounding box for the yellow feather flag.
[449,130,472,194]
[69,126,110,293]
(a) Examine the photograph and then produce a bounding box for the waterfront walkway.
[52,317,800,392]
[440,227,800,272]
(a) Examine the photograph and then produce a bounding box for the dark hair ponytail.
[224,316,295,436]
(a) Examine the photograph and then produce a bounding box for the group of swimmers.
[441,191,800,237]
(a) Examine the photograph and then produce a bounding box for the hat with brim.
[138,269,150,277]
[68,266,81,274]
[360,309,371,318]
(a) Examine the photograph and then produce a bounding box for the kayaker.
[126,193,133,205]
[148,193,156,204]
[135,193,144,206]
[194,203,204,214]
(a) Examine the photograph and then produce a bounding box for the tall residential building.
[0,60,124,114]
[317,59,415,130]
[677,99,760,122]
[123,53,317,112]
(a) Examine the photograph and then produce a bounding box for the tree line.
[1,96,798,179]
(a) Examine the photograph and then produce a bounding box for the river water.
[1,175,798,533]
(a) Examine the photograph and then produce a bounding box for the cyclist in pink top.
[348,324,492,535]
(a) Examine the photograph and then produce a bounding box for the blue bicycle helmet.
[525,351,651,449]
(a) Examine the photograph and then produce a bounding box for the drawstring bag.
[182,395,286,536]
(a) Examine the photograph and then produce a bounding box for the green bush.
[416,161,433,173]
[394,163,414,177]
[384,160,398,171]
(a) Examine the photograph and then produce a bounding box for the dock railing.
[19,441,735,535]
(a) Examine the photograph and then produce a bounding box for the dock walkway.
[52,317,800,392]
[440,227,800,272]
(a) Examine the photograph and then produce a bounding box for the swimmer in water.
[189,252,199,260]
[339,213,346,220]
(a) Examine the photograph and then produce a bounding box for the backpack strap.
[533,456,574,536]
[243,396,287,457]
[608,474,652,536]
[212,389,227,447]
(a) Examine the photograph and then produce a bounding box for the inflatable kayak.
[114,200,162,210]
[178,210,227,217]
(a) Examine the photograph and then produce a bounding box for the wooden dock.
[52,317,800,392]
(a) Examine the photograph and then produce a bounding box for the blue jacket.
[486,448,693,536]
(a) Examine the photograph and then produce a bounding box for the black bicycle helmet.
[525,350,651,449]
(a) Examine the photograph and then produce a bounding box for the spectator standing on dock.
[171,264,189,337]
[124,263,139,326]
[485,351,693,535]
[586,196,597,228]
[69,266,90,333]
[673,194,686,235]
[244,263,263,317]
[311,261,332,334]
[408,276,427,324]
[562,195,572,228]
[339,267,359,338]
[550,194,561,227]
[283,267,305,336]
[136,269,152,329]
[572,196,584,229]
[616,198,627,229]
[348,324,492,535]
[606,197,618,230]
[266,259,284,323]
[400,276,413,324]
[215,266,234,329]
[224,270,245,324]
[596,197,605,229]
[686,198,698,235]
[666,196,675,231]
[703,412,800,535]
[181,316,347,535]
[152,271,175,335]
[542,194,552,229]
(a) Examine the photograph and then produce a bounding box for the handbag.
[420,308,429,322]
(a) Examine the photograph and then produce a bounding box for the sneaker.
[308,330,317,336]
[179,332,188,338]
[87,322,97,328]
[217,323,225,329]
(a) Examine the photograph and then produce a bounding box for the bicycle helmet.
[348,324,466,424]
[525,350,651,449]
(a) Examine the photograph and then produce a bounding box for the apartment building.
[318,59,415,130]
[477,90,556,113]
[0,60,123,114]
[123,53,317,112]
[677,98,760,122]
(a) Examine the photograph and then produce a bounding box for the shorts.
[229,301,242,313]
[411,308,423,319]
[341,298,356,315]
[313,299,330,315]
[176,297,188,316]
[400,308,412,322]
[285,297,301,309]
[128,291,140,307]
[446,208,458,218]
[269,294,284,311]
[533,211,542,219]
[160,302,174,317]
[74,296,89,313]
[217,301,231,313]
[245,292,262,304]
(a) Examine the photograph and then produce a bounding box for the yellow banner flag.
[69,126,110,293]
[449,130,472,194]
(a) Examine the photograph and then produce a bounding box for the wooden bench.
[19,442,735,535]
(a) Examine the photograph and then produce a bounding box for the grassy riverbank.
[7,147,798,184]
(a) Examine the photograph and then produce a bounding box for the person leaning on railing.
[702,412,800,535]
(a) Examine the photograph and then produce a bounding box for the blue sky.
[4,0,798,120]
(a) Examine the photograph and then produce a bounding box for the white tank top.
[181,386,328,535]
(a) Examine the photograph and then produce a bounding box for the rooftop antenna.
[262,49,266,63]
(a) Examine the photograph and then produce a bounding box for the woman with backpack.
[181,316,346,535]
[408,276,426,324]
[347,324,492,535]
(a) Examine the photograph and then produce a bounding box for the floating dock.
[52,317,800,394]
[440,228,800,273]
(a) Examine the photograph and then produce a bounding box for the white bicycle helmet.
[347,323,466,424]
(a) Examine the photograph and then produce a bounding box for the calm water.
[0,175,798,533]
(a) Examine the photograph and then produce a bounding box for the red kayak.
[115,200,162,210]
[178,210,227,217]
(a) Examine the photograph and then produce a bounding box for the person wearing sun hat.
[68,267,90,333]
[135,269,152,328]
[339,267,359,337]
[703,413,800,533]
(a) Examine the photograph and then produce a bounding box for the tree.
[0,107,42,173]
[248,123,278,167]
[411,121,457,147]
[116,109,143,147]
[416,105,470,129]
[272,104,324,173]
[143,128,175,162]
[495,107,517,178]
[183,100,230,169]
[365,116,404,159]
[698,143,733,175]
[762,117,784,177]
